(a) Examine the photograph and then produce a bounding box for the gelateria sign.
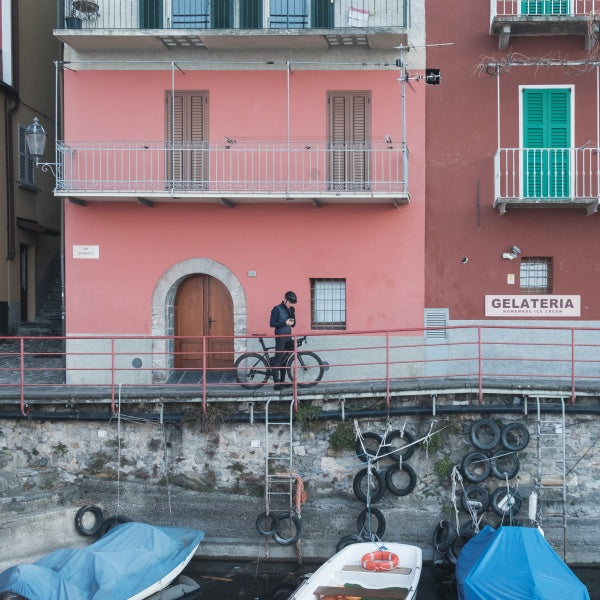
[485,295,580,317]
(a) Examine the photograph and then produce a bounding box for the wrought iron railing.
[492,0,600,17]
[3,324,600,415]
[60,0,408,31]
[494,147,600,202]
[55,140,408,198]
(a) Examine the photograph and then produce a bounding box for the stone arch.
[151,258,247,379]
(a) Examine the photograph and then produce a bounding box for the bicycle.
[234,335,324,389]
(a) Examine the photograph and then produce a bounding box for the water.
[185,559,600,599]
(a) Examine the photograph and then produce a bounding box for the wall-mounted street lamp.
[24,117,58,177]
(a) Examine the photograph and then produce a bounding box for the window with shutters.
[520,257,553,293]
[327,91,371,192]
[522,87,571,199]
[311,278,346,330]
[18,124,37,190]
[166,91,208,190]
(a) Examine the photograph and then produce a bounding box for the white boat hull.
[289,541,422,600]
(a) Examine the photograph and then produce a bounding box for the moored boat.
[0,522,204,600]
[289,541,422,600]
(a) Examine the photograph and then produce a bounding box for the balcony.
[490,0,600,49]
[56,0,408,52]
[494,147,600,214]
[54,140,409,204]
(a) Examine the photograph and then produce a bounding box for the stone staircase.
[16,276,63,337]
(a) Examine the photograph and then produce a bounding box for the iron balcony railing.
[492,0,600,18]
[494,147,600,205]
[55,140,408,199]
[61,0,408,31]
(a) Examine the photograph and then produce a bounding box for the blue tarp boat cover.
[0,522,204,600]
[456,525,590,600]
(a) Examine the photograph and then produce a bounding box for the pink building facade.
[54,1,427,381]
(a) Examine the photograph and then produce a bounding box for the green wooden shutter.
[139,0,163,28]
[211,0,233,28]
[521,0,567,14]
[311,0,333,28]
[523,88,570,198]
[240,0,262,27]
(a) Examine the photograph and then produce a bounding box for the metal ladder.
[264,397,295,522]
[534,396,567,560]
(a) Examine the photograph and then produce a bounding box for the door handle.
[208,317,216,326]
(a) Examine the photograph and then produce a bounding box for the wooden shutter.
[311,0,333,27]
[327,91,370,191]
[240,0,262,27]
[139,0,163,27]
[166,91,208,189]
[523,88,570,198]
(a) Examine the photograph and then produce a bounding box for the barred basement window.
[520,257,553,294]
[311,278,346,330]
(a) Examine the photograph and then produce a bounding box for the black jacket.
[270,302,296,335]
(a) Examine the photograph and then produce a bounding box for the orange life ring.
[360,550,400,572]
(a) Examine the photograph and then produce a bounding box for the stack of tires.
[344,427,417,547]
[461,419,530,526]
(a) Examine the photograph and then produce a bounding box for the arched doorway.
[174,274,234,371]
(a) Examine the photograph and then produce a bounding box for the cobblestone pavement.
[0,338,65,385]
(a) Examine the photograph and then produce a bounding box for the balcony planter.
[65,16,82,28]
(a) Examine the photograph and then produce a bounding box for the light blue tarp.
[456,526,590,600]
[0,522,204,600]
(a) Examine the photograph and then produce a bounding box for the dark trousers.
[271,337,292,382]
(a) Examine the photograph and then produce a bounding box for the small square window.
[18,123,37,189]
[520,257,552,293]
[311,278,346,330]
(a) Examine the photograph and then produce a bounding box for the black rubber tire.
[336,533,363,552]
[384,429,416,462]
[469,419,501,450]
[352,467,385,504]
[460,519,490,539]
[447,533,471,564]
[355,432,384,463]
[490,449,520,480]
[461,451,491,483]
[356,506,386,540]
[255,511,279,537]
[491,487,522,517]
[461,483,490,515]
[285,351,324,387]
[97,515,133,537]
[384,463,418,496]
[234,352,270,389]
[74,505,104,537]
[501,422,530,452]
[273,512,302,546]
[432,520,457,554]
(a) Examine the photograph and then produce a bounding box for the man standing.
[270,291,297,390]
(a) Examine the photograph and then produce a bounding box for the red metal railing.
[2,324,600,416]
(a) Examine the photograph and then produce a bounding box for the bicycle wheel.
[234,353,270,389]
[285,351,324,387]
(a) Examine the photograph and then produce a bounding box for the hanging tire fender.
[461,483,490,515]
[490,449,520,480]
[97,514,133,538]
[256,511,279,537]
[461,451,491,483]
[356,506,386,540]
[384,463,418,496]
[355,432,384,463]
[432,520,457,554]
[352,467,385,504]
[384,429,416,462]
[469,419,501,450]
[272,512,302,546]
[501,422,530,451]
[491,487,522,517]
[74,505,104,537]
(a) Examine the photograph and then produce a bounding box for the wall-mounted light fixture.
[502,245,522,260]
[24,117,58,177]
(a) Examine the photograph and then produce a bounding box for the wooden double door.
[174,274,233,370]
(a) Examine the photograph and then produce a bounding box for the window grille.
[18,124,36,189]
[311,278,346,330]
[520,257,553,293]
